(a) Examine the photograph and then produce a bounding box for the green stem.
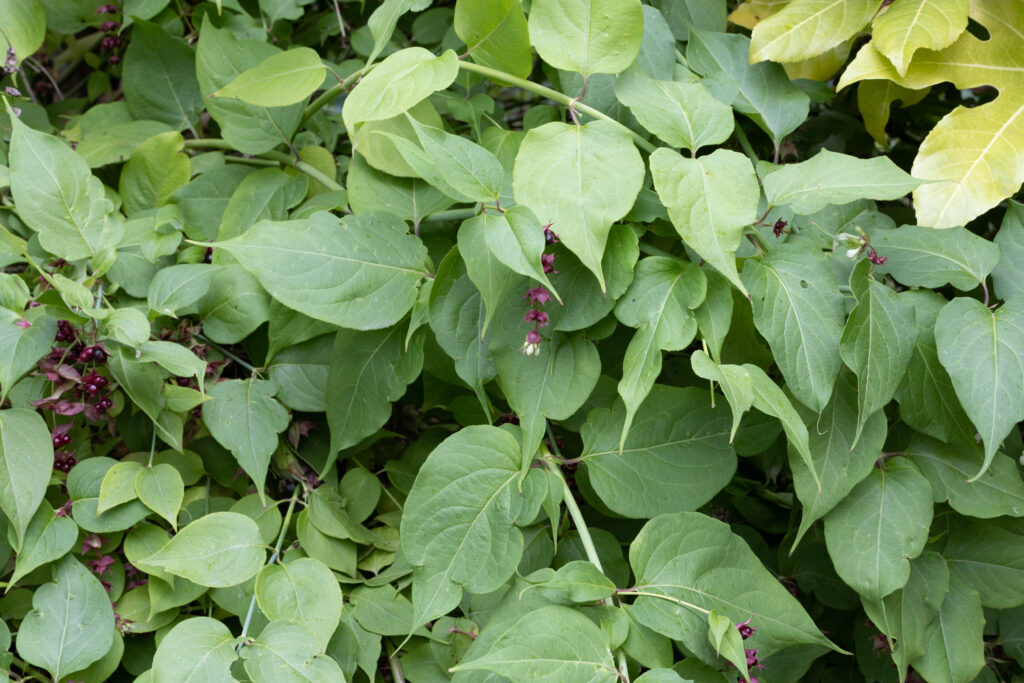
[182,139,343,192]
[733,123,759,166]
[420,208,479,224]
[544,460,603,574]
[302,65,371,125]
[147,429,157,467]
[616,589,711,616]
[196,333,258,375]
[457,61,657,154]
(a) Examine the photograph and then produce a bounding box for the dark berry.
[96,4,118,14]
[91,347,107,363]
[100,20,120,32]
[107,55,121,65]
[78,347,94,363]
[100,36,122,50]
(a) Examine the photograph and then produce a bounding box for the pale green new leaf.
[871,0,969,76]
[911,579,986,683]
[528,0,644,77]
[742,244,845,412]
[342,48,459,132]
[514,120,644,291]
[241,620,345,682]
[763,150,924,215]
[366,0,414,66]
[152,617,238,683]
[135,464,184,530]
[97,461,144,515]
[630,513,839,659]
[146,512,265,588]
[255,558,342,649]
[452,605,617,682]
[582,385,735,518]
[214,212,429,330]
[0,409,54,549]
[455,0,533,78]
[16,556,115,680]
[839,259,916,446]
[212,47,325,107]
[935,296,1024,481]
[651,147,758,294]
[750,0,882,63]
[872,224,999,291]
[119,131,190,216]
[204,379,289,502]
[823,457,933,600]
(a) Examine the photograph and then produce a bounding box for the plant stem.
[302,65,371,124]
[733,124,759,166]
[182,139,343,192]
[147,428,157,467]
[195,333,258,374]
[616,589,711,616]
[457,61,657,154]
[544,460,603,573]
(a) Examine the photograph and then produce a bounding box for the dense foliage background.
[1,0,1023,681]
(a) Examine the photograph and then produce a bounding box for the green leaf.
[944,522,1024,608]
[108,348,183,451]
[119,131,191,215]
[215,167,308,242]
[366,0,414,66]
[994,201,1024,300]
[456,217,517,336]
[135,464,185,530]
[255,558,342,649]
[241,619,345,682]
[707,610,749,680]
[122,21,203,131]
[614,66,734,153]
[146,512,265,588]
[147,264,218,317]
[101,307,151,348]
[872,0,968,76]
[16,556,115,680]
[823,457,933,600]
[763,149,923,215]
[455,0,533,79]
[97,460,144,515]
[531,561,616,603]
[347,152,455,222]
[935,296,1024,481]
[907,434,1024,519]
[514,120,644,291]
[214,212,429,331]
[137,341,207,392]
[152,617,238,683]
[582,385,735,519]
[212,47,325,107]
[464,206,559,297]
[0,312,56,402]
[8,112,121,260]
[528,0,643,77]
[452,605,617,682]
[197,265,271,344]
[342,48,459,132]
[839,259,916,446]
[742,244,845,412]
[495,332,600,465]
[204,379,289,503]
[8,506,78,587]
[750,0,881,63]
[686,28,810,144]
[0,409,53,550]
[0,0,45,66]
[872,224,1000,291]
[651,147,759,294]
[911,578,986,683]
[629,513,839,659]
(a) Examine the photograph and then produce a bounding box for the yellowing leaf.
[838,1,1024,228]
[750,0,882,63]
[728,0,790,30]
[857,80,930,145]
[871,0,968,76]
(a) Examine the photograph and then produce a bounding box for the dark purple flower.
[772,219,788,238]
[100,35,122,50]
[81,534,107,555]
[524,287,552,305]
[737,618,756,640]
[524,309,549,327]
[96,4,119,14]
[541,253,557,274]
[87,555,115,576]
[100,20,120,32]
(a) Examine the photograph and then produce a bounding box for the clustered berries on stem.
[520,224,559,356]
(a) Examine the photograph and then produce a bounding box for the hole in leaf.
[966,18,990,40]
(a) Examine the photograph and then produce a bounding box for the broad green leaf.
[214,212,429,331]
[8,113,121,260]
[614,67,734,152]
[195,19,303,155]
[839,259,916,446]
[213,47,325,107]
[707,610,749,680]
[466,206,558,297]
[993,201,1024,300]
[108,348,184,451]
[944,523,1024,608]
[863,551,950,681]
[327,324,420,459]
[872,224,1000,291]
[347,152,455,222]
[750,0,881,63]
[255,558,342,649]
[763,150,923,215]
[366,0,414,66]
[452,605,617,682]
[530,561,616,603]
[823,457,933,600]
[342,48,459,131]
[635,670,691,683]
[241,620,345,682]
[0,409,53,549]
[8,506,77,587]
[137,342,207,392]
[204,379,289,502]
[101,307,151,348]
[135,464,185,530]
[97,460,144,515]
[455,0,533,78]
[630,513,839,659]
[16,556,115,680]
[197,265,270,344]
[119,131,191,215]
[686,28,810,144]
[146,512,265,588]
[907,434,1024,519]
[651,147,758,294]
[935,296,1024,481]
[295,510,357,576]
[457,216,517,336]
[514,120,644,291]
[147,264,218,317]
[693,270,733,361]
[871,0,969,76]
[215,167,308,242]
[742,244,845,412]
[0,0,45,66]
[353,100,444,178]
[69,457,152,534]
[401,427,540,623]
[911,579,986,683]
[691,351,755,440]
[582,385,735,518]
[265,335,331,412]
[836,1,1024,228]
[122,21,203,131]
[152,617,238,683]
[0,312,56,402]
[528,0,643,77]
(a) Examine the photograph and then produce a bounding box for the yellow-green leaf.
[750,0,882,63]
[871,0,968,76]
